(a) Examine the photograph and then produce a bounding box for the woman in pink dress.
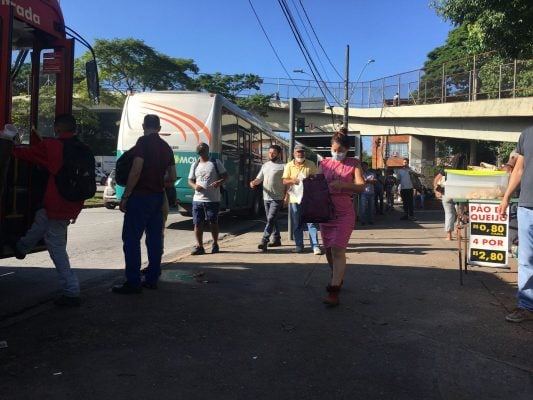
[318,130,365,306]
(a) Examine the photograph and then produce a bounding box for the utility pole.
[288,98,296,241]
[343,45,350,130]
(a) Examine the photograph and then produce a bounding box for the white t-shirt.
[188,159,227,202]
[255,161,285,201]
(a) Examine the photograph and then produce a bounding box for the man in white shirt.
[250,145,286,251]
[188,142,228,255]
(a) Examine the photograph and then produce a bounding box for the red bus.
[0,1,98,257]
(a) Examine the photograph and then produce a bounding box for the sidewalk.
[1,207,532,400]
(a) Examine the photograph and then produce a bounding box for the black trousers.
[400,189,414,217]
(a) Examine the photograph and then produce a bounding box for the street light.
[293,69,311,77]
[355,59,375,84]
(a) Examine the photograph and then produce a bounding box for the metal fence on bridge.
[241,52,533,109]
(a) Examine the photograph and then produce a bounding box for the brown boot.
[323,285,341,306]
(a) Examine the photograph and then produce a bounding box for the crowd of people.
[6,113,532,323]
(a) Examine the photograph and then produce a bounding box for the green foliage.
[78,38,199,97]
[420,25,473,101]
[193,73,272,116]
[435,138,517,166]
[432,0,533,58]
[236,94,273,117]
[193,73,262,100]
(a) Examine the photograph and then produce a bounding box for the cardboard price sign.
[468,201,509,268]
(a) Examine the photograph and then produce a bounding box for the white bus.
[117,91,288,216]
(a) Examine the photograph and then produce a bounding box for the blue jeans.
[290,202,319,249]
[517,207,533,311]
[359,193,375,224]
[262,200,283,243]
[122,193,164,287]
[17,208,79,297]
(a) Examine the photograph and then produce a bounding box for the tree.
[419,24,473,102]
[431,0,533,58]
[79,38,199,97]
[193,73,273,116]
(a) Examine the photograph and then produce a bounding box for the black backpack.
[115,147,136,186]
[55,137,96,201]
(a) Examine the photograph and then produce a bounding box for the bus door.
[0,6,75,257]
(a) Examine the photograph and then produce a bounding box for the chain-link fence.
[240,52,533,108]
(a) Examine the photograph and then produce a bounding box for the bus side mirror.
[85,60,100,104]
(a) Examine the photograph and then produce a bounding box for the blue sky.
[61,0,453,83]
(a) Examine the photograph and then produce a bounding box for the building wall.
[372,134,435,175]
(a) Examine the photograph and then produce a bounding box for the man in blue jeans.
[282,144,322,255]
[359,162,376,225]
[113,114,176,294]
[250,144,286,251]
[498,125,533,323]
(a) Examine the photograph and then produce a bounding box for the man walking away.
[396,157,416,221]
[497,125,533,323]
[11,114,89,307]
[188,142,228,255]
[359,162,376,225]
[113,114,176,294]
[250,144,286,251]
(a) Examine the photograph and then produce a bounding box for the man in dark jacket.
[113,114,176,294]
[12,114,85,307]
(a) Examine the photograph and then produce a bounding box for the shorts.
[192,201,220,225]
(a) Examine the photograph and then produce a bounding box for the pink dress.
[319,157,358,248]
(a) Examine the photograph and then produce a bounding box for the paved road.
[0,207,266,318]
[1,208,532,399]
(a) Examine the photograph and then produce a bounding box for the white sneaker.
[313,247,323,255]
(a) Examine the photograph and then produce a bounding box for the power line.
[247,0,298,88]
[297,0,343,81]
[278,0,341,106]
[289,0,331,82]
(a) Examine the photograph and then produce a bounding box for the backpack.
[191,158,221,180]
[301,174,335,224]
[410,171,423,192]
[115,147,136,186]
[55,137,96,201]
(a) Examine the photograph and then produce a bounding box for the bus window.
[251,127,262,164]
[37,52,59,137]
[221,108,238,155]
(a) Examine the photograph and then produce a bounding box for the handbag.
[301,174,335,223]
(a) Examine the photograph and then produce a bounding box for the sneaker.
[11,241,25,260]
[400,215,409,220]
[191,246,205,256]
[54,295,81,307]
[505,307,533,323]
[211,243,220,254]
[268,240,282,247]
[112,282,142,294]
[257,242,268,252]
[313,247,323,255]
[292,247,304,253]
